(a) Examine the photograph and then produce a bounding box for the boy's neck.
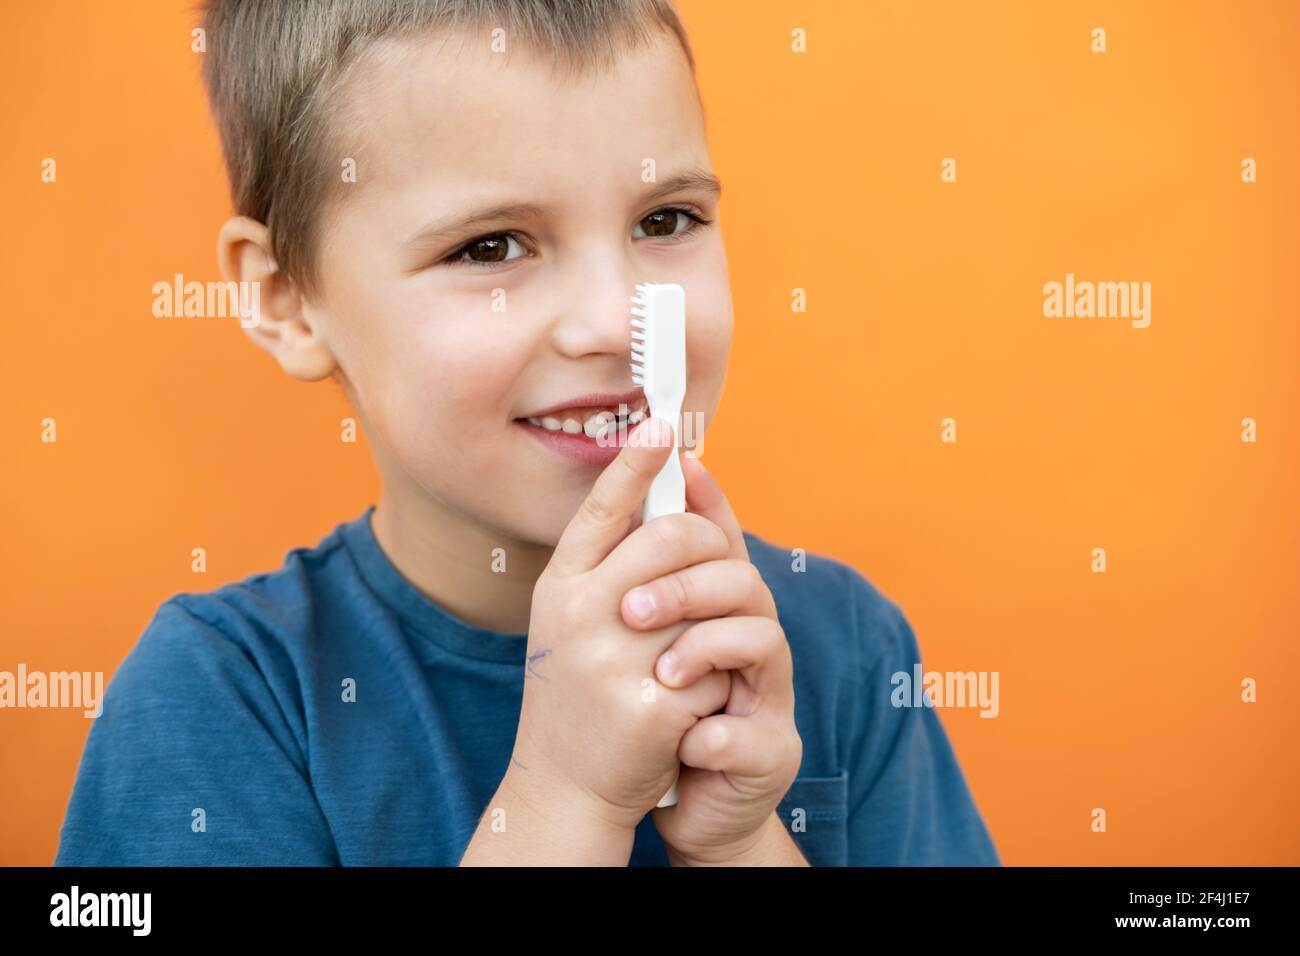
[369,487,550,636]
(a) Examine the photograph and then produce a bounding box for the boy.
[55,0,998,866]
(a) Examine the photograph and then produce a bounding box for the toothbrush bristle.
[632,282,662,391]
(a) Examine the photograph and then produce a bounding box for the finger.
[677,713,795,781]
[681,454,749,561]
[599,512,732,599]
[549,416,675,576]
[621,558,777,630]
[653,615,792,702]
[648,667,731,722]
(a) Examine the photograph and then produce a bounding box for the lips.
[514,415,636,467]
[513,388,652,467]
[517,388,646,421]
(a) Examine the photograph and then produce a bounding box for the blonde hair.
[199,0,696,297]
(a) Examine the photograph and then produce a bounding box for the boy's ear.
[216,216,337,381]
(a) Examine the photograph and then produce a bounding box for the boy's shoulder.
[741,528,912,682]
[125,517,361,679]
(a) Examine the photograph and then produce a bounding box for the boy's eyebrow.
[406,200,548,248]
[404,168,722,248]
[642,167,723,205]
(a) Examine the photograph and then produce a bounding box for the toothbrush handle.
[643,441,685,523]
[644,421,685,807]
[655,772,680,808]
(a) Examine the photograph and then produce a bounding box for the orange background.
[2,0,1297,865]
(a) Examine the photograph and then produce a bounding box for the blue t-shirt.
[54,506,999,866]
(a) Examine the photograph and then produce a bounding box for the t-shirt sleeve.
[844,578,1000,866]
[54,597,339,865]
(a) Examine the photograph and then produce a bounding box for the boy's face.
[307,28,731,548]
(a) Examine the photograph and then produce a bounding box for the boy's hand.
[623,453,805,865]
[508,417,734,837]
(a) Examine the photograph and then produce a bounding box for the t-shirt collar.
[339,505,530,664]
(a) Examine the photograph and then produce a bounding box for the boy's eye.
[443,233,528,268]
[633,206,711,241]
[439,206,712,269]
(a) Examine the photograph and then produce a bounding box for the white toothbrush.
[630,281,687,809]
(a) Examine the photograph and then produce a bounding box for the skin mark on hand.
[511,756,529,771]
[525,647,552,683]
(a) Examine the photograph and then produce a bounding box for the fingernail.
[627,587,656,623]
[657,650,678,683]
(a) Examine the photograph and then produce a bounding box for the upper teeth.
[526,404,646,436]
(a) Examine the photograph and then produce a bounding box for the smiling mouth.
[514,398,650,441]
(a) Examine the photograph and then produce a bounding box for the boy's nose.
[549,267,641,361]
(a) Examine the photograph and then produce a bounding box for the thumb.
[549,416,675,576]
